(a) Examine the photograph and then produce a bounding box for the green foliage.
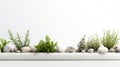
[87,35,100,51]
[0,39,10,52]
[77,35,87,52]
[8,30,30,50]
[102,30,119,50]
[35,35,57,53]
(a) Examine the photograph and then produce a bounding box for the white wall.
[0,0,120,50]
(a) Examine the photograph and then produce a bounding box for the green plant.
[87,35,100,51]
[8,30,30,50]
[77,35,87,52]
[102,30,119,50]
[35,35,57,53]
[0,39,10,52]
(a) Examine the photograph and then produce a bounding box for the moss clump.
[35,35,57,53]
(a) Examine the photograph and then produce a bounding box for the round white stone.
[81,49,86,53]
[21,47,32,53]
[87,49,94,53]
[3,43,17,52]
[98,45,108,54]
[65,46,75,53]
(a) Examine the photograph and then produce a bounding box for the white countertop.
[0,53,120,60]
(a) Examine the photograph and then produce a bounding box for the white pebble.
[65,46,75,53]
[87,49,94,53]
[98,45,108,54]
[3,43,17,52]
[21,47,32,53]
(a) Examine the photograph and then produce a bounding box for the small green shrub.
[102,30,119,50]
[8,30,30,50]
[77,35,87,52]
[87,35,100,51]
[35,35,57,53]
[0,39,10,52]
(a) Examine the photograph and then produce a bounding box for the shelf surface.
[0,53,120,60]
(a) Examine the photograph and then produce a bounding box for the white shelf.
[0,53,120,60]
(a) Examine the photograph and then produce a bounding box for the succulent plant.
[87,35,100,51]
[8,30,30,51]
[0,39,10,52]
[35,35,57,53]
[102,30,119,50]
[77,35,87,52]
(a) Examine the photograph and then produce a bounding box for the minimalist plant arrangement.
[0,29,119,55]
[75,30,120,54]
[0,30,119,60]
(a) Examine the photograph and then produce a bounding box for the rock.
[57,47,63,53]
[30,47,36,52]
[87,48,94,53]
[115,49,120,53]
[10,48,18,52]
[3,46,11,52]
[114,45,120,53]
[65,46,75,53]
[16,50,21,53]
[75,49,78,52]
[3,43,17,52]
[81,49,86,53]
[98,45,108,54]
[109,48,115,52]
[21,46,32,53]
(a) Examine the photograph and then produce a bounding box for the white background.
[0,0,120,67]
